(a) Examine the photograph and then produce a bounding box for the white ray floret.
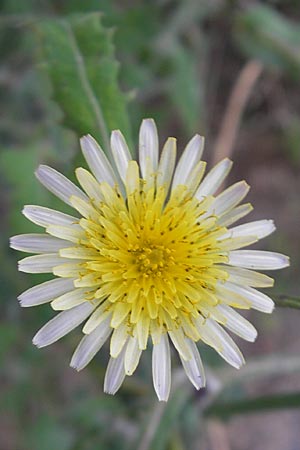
[80,134,117,186]
[33,302,94,348]
[110,130,132,183]
[156,138,177,191]
[22,205,79,228]
[228,250,290,270]
[125,335,142,376]
[10,234,71,254]
[104,345,127,395]
[71,315,112,371]
[196,157,233,199]
[222,281,275,313]
[179,338,205,390]
[172,134,204,189]
[139,118,159,184]
[208,181,250,217]
[220,219,275,241]
[18,254,71,274]
[35,165,88,206]
[152,334,171,401]
[18,278,75,307]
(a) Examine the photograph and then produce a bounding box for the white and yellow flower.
[10,119,289,401]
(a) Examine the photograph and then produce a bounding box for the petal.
[152,333,171,401]
[196,318,244,369]
[22,205,79,228]
[32,302,94,348]
[179,339,206,389]
[18,254,69,274]
[208,181,249,217]
[82,302,112,334]
[70,315,112,371]
[35,165,88,206]
[124,335,142,376]
[217,203,253,227]
[75,168,103,202]
[196,158,232,199]
[221,281,275,313]
[213,304,257,342]
[53,262,84,278]
[18,278,75,307]
[168,328,192,360]
[224,266,274,288]
[104,345,127,395]
[183,161,207,195]
[46,225,86,243]
[125,161,140,196]
[172,134,204,189]
[51,288,89,310]
[220,220,275,241]
[110,130,132,183]
[80,134,117,186]
[228,250,290,270]
[10,234,71,254]
[139,118,159,185]
[110,321,129,358]
[156,137,177,192]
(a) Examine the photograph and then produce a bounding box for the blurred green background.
[1,1,300,449]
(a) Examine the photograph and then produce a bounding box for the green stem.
[274,294,300,309]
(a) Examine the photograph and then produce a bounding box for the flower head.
[10,119,289,401]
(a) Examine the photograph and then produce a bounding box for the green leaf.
[35,13,132,156]
[234,5,300,79]
[169,46,203,135]
[205,391,300,419]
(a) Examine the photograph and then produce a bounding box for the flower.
[10,119,289,401]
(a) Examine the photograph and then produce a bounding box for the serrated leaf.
[234,5,300,79]
[35,13,132,155]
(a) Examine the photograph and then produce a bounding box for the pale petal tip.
[104,378,120,396]
[9,236,17,250]
[69,359,81,372]
[281,255,290,268]
[141,117,156,127]
[17,293,30,307]
[233,357,245,370]
[32,334,44,348]
[80,133,98,146]
[157,396,168,402]
[103,387,116,396]
[248,329,258,342]
[34,164,46,179]
[264,300,275,314]
[111,129,123,141]
[188,133,205,150]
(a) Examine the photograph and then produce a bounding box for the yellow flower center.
[69,163,230,347]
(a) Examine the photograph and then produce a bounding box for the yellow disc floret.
[65,161,230,353]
